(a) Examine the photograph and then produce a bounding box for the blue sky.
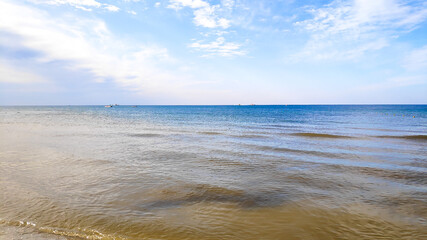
[0,0,426,105]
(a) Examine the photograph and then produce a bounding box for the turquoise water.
[0,105,426,239]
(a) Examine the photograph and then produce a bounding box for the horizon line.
[1,104,426,107]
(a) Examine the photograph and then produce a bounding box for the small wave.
[254,145,344,159]
[128,133,162,138]
[0,219,36,227]
[291,133,354,139]
[38,227,125,240]
[137,184,284,209]
[0,218,126,240]
[376,135,427,141]
[262,124,296,129]
[353,167,427,185]
[351,127,407,132]
[207,158,249,167]
[231,134,270,139]
[198,131,223,135]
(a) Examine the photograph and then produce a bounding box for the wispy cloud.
[167,0,247,56]
[104,4,120,12]
[29,0,120,12]
[127,10,137,15]
[0,0,196,98]
[168,0,233,29]
[168,0,209,10]
[189,37,246,57]
[294,0,427,61]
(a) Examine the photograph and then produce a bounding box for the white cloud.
[189,37,246,57]
[221,0,235,10]
[294,0,427,61]
[74,5,93,11]
[104,4,120,12]
[0,61,47,84]
[168,0,232,29]
[168,0,209,10]
[29,0,120,12]
[193,5,231,28]
[0,0,196,97]
[30,0,101,8]
[168,0,242,56]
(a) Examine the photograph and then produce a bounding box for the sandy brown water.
[0,106,426,239]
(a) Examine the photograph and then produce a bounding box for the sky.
[0,0,426,105]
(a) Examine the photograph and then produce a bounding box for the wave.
[352,166,427,185]
[253,145,346,159]
[376,135,427,141]
[293,133,427,141]
[291,133,354,139]
[128,133,162,138]
[137,184,283,209]
[231,134,270,139]
[207,158,250,167]
[0,218,125,240]
[198,131,223,135]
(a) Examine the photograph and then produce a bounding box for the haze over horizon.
[1,0,427,105]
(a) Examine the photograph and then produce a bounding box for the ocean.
[0,105,426,239]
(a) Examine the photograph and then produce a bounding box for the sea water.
[0,105,426,239]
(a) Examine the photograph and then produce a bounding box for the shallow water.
[0,105,426,239]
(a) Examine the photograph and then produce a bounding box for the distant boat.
[105,105,113,108]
